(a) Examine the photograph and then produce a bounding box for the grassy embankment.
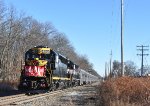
[98,76,150,106]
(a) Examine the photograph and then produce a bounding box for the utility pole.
[107,63,110,78]
[121,0,124,76]
[137,45,149,76]
[110,50,112,78]
[105,62,107,79]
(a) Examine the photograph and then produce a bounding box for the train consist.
[18,46,98,91]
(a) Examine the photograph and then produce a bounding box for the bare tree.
[112,60,137,77]
[112,60,121,77]
[124,61,137,76]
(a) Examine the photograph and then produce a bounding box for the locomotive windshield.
[25,50,50,60]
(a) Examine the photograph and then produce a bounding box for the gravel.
[7,84,100,106]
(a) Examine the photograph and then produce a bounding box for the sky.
[4,0,150,76]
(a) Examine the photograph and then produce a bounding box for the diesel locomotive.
[18,46,98,91]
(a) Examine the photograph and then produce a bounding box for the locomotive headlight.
[35,58,39,60]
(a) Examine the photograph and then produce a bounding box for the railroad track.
[0,94,25,101]
[0,90,65,106]
[0,82,100,106]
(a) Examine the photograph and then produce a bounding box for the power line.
[137,45,149,76]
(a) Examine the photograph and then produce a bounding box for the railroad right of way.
[0,82,100,106]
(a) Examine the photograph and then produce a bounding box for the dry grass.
[98,76,150,106]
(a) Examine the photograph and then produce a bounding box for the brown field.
[98,76,150,106]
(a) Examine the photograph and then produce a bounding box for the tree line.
[105,60,150,79]
[0,1,100,82]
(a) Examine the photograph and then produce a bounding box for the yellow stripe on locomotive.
[26,59,48,66]
[52,77,70,80]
